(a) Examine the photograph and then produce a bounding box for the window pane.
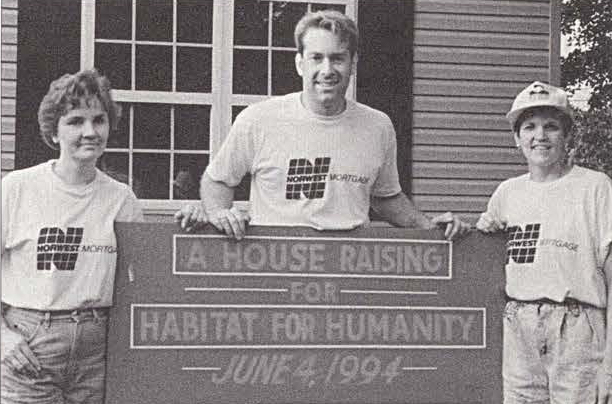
[135,45,172,91]
[232,106,247,123]
[174,105,210,150]
[173,154,209,200]
[136,0,172,41]
[108,103,130,148]
[233,49,268,95]
[176,47,212,93]
[177,0,213,43]
[133,104,170,149]
[272,2,307,47]
[133,153,170,199]
[98,152,129,184]
[234,0,268,46]
[95,0,132,40]
[311,3,345,13]
[95,43,131,90]
[272,51,301,95]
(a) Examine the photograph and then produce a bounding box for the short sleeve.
[205,109,257,187]
[371,117,402,197]
[1,174,12,252]
[116,188,144,222]
[596,174,612,267]
[485,183,505,221]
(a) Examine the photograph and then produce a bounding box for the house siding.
[411,0,556,223]
[1,0,17,177]
[2,0,561,224]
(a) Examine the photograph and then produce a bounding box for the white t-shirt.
[1,160,143,310]
[206,92,402,230]
[485,165,612,307]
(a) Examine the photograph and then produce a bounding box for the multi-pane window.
[82,0,355,209]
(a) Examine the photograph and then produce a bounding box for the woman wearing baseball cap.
[477,82,612,403]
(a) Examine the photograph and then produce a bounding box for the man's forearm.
[200,173,235,212]
[371,193,434,229]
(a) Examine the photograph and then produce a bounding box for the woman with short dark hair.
[1,68,143,403]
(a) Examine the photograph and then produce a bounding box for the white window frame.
[81,0,357,215]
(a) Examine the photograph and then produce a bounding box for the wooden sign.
[106,223,506,403]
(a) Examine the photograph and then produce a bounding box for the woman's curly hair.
[37,68,121,150]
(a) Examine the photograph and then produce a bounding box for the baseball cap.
[506,81,573,130]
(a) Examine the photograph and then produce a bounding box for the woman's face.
[514,109,569,170]
[54,97,109,164]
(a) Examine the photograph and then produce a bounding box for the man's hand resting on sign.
[431,212,471,240]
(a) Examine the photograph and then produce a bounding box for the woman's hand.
[1,322,41,378]
[476,212,507,233]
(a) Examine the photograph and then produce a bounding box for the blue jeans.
[503,300,605,404]
[1,306,108,404]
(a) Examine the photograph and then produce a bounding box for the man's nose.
[320,58,333,74]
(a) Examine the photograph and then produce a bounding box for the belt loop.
[71,310,80,323]
[92,308,100,324]
[43,312,51,329]
[569,301,580,317]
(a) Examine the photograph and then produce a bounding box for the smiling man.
[188,10,468,239]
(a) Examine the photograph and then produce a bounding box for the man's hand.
[476,212,507,233]
[174,203,208,232]
[597,371,612,404]
[1,323,41,378]
[208,206,251,240]
[431,212,470,240]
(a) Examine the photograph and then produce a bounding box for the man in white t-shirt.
[178,10,468,239]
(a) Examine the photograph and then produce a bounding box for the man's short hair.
[294,9,358,57]
[38,68,121,150]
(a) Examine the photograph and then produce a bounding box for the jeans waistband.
[1,302,109,321]
[504,297,603,313]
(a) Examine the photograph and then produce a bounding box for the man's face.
[295,28,355,115]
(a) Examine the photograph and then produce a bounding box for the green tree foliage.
[569,109,612,179]
[562,1,612,178]
[561,0,612,111]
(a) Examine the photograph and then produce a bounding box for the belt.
[1,302,109,318]
[504,296,600,311]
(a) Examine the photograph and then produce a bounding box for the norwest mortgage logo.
[285,157,370,200]
[36,227,116,271]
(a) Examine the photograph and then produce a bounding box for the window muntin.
[84,0,355,208]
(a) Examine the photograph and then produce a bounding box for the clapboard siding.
[413,79,526,98]
[414,63,549,82]
[413,129,515,147]
[414,96,510,114]
[2,79,16,96]
[415,13,549,34]
[411,0,551,221]
[415,0,549,16]
[414,195,490,212]
[1,1,17,175]
[1,134,15,152]
[413,112,507,130]
[1,99,16,116]
[2,27,17,44]
[413,178,501,196]
[413,145,523,164]
[413,162,526,180]
[414,47,549,67]
[414,30,549,50]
